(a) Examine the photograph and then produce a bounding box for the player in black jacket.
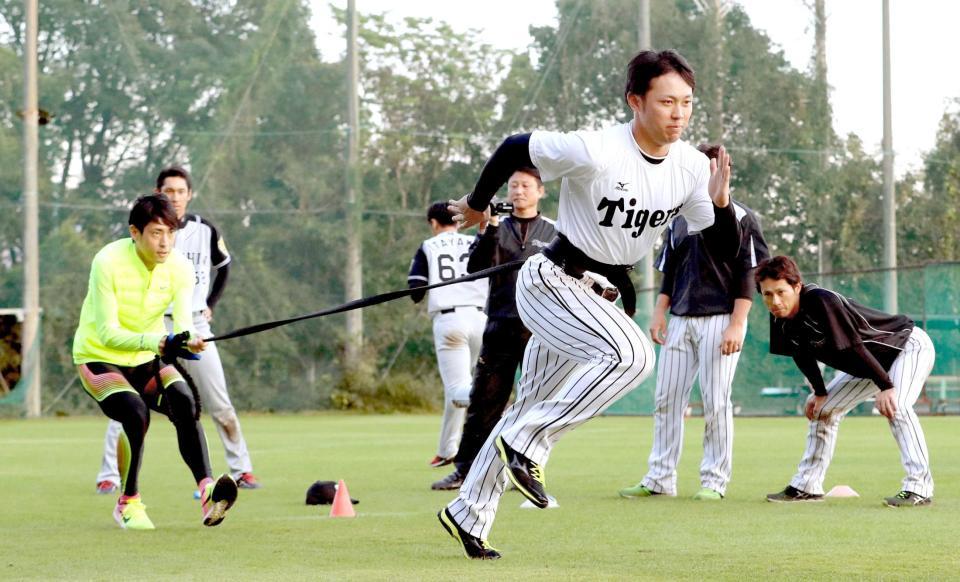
[757,256,935,507]
[620,143,769,501]
[431,167,557,491]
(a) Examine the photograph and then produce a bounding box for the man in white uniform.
[438,49,739,559]
[408,202,489,469]
[95,166,260,494]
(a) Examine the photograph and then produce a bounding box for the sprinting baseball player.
[756,256,936,507]
[74,193,237,530]
[408,202,489,469]
[438,49,740,560]
[619,144,769,501]
[95,166,260,495]
[431,167,557,491]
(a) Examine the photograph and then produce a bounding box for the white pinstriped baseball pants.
[641,314,741,496]
[790,326,935,497]
[447,253,655,539]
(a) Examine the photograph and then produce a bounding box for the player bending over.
[619,143,769,501]
[73,194,237,530]
[757,256,935,507]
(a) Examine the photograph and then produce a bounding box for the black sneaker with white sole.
[437,508,501,560]
[766,485,824,503]
[495,436,548,509]
[883,490,932,507]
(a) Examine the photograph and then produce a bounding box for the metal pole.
[344,0,364,368]
[638,0,650,53]
[22,0,41,418]
[638,0,655,323]
[881,0,897,313]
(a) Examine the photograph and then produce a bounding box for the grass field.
[2,413,959,580]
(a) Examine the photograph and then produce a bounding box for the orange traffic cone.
[329,479,356,518]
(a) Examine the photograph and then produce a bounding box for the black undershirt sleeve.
[701,203,741,260]
[467,226,499,273]
[794,354,827,396]
[207,263,229,310]
[466,133,533,212]
[409,282,427,303]
[407,246,429,304]
[657,229,676,297]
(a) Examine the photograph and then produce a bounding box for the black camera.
[490,201,514,216]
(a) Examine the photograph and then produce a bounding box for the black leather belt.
[542,234,637,317]
[439,306,484,315]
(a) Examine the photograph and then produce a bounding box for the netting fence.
[607,262,960,416]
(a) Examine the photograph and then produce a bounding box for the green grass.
[2,413,959,580]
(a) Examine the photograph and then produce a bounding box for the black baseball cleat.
[495,436,548,509]
[431,470,464,491]
[883,490,932,507]
[766,485,824,503]
[437,508,501,560]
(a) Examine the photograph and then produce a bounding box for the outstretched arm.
[449,133,532,228]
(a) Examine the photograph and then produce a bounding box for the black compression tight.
[98,382,211,496]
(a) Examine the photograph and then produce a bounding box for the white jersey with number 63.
[408,231,488,315]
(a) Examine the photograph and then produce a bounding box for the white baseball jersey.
[530,123,715,265]
[174,214,231,311]
[446,123,739,545]
[407,231,488,315]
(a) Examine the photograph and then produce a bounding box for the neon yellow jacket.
[72,238,195,366]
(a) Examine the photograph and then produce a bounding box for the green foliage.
[2,1,959,413]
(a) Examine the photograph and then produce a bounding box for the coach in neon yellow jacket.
[72,194,237,531]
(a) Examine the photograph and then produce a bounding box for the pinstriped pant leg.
[642,316,698,495]
[887,327,935,497]
[698,314,741,495]
[447,334,578,539]
[790,372,875,495]
[502,256,655,466]
[446,255,654,540]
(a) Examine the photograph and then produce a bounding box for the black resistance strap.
[205,260,526,342]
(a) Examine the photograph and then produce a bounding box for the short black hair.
[129,194,179,233]
[513,166,543,186]
[156,165,192,191]
[624,50,696,103]
[755,256,803,291]
[427,201,455,226]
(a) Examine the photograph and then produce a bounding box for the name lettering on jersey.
[430,237,471,249]
[596,197,683,238]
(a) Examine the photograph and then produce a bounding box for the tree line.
[1,0,958,414]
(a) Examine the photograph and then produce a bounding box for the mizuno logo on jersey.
[615,181,630,192]
[596,198,683,238]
